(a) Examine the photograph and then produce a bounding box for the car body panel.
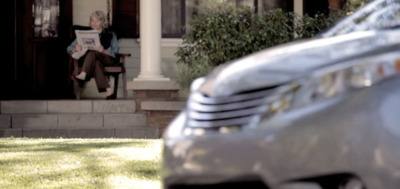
[163,74,400,188]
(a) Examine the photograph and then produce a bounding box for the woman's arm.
[107,32,119,58]
[67,39,78,54]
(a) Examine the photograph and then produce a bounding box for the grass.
[0,138,163,189]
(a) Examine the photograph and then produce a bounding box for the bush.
[176,58,214,91]
[175,5,341,89]
[345,0,372,12]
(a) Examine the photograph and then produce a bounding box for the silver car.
[162,0,400,188]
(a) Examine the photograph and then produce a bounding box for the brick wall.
[134,90,180,113]
[145,110,180,137]
[329,0,347,11]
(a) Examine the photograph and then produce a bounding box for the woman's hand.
[97,45,108,54]
[74,44,82,52]
[97,45,105,53]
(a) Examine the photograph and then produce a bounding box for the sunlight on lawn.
[0,138,163,189]
[108,175,161,189]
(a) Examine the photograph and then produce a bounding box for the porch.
[0,99,186,139]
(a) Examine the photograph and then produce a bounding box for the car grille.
[186,86,279,128]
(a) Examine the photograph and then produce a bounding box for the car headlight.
[292,51,400,110]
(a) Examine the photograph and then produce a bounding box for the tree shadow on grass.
[117,159,161,180]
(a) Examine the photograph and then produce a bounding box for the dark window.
[112,0,139,38]
[32,0,60,38]
[304,0,330,16]
[256,0,293,13]
[162,0,186,38]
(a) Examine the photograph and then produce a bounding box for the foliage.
[345,0,372,12]
[293,12,341,39]
[175,4,343,89]
[177,58,214,91]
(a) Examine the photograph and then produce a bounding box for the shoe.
[106,93,117,100]
[72,75,85,88]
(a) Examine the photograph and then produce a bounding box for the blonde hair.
[89,10,109,28]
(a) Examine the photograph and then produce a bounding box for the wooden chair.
[70,53,130,99]
[68,25,130,99]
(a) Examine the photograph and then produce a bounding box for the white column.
[294,0,304,16]
[134,0,169,81]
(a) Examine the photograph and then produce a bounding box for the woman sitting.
[67,10,119,99]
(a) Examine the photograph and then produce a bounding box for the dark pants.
[80,51,117,92]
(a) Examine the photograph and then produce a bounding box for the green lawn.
[0,138,163,189]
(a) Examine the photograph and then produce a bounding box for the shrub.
[175,5,341,89]
[176,58,214,91]
[345,0,372,12]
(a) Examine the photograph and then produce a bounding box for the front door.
[0,1,17,99]
[0,0,72,100]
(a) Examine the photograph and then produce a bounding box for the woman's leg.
[77,51,97,80]
[77,51,117,94]
[93,60,109,92]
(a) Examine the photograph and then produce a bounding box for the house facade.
[2,0,344,100]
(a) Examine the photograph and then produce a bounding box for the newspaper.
[71,48,88,60]
[71,30,100,60]
[75,30,100,50]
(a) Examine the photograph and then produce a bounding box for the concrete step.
[0,100,159,139]
[1,100,137,114]
[141,100,186,111]
[0,127,159,139]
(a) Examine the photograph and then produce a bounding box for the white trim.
[136,38,183,47]
[161,38,183,47]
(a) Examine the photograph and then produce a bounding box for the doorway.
[0,0,72,100]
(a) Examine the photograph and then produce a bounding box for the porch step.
[0,128,159,139]
[0,100,159,139]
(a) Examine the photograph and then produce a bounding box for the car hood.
[198,30,400,97]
